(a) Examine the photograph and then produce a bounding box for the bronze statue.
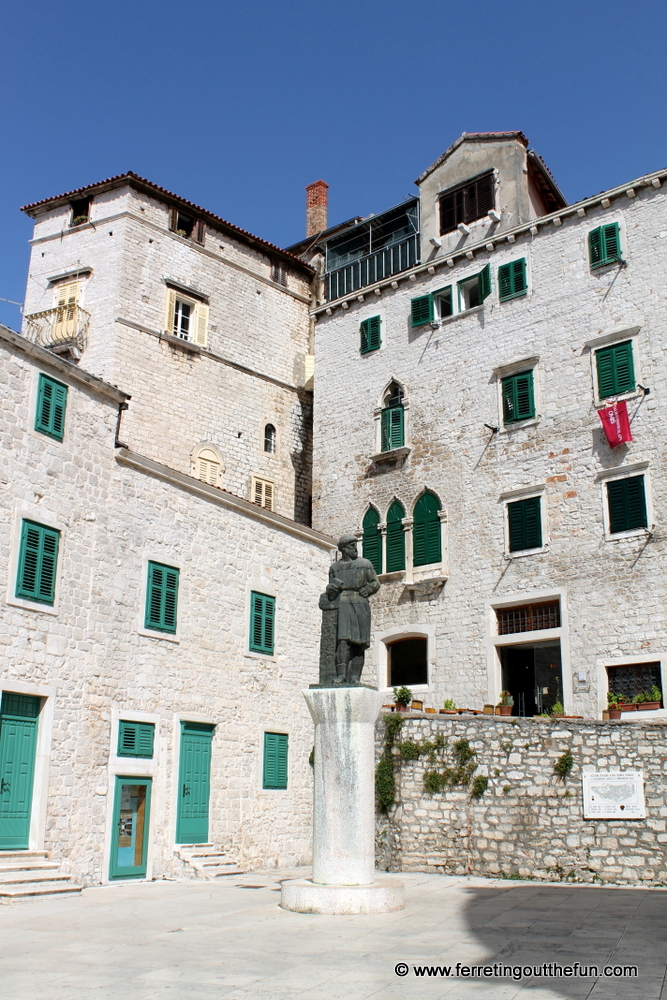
[317,534,380,686]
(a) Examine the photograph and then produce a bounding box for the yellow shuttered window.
[196,448,221,486]
[164,291,208,348]
[251,476,274,512]
[53,282,80,342]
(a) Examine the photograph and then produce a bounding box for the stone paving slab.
[0,869,666,1000]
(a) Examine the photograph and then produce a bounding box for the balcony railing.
[23,305,91,353]
[325,234,420,302]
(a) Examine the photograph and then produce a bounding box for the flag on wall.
[598,400,632,448]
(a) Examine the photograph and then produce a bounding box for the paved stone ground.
[0,868,665,1000]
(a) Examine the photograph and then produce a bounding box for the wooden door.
[0,694,40,850]
[176,723,213,844]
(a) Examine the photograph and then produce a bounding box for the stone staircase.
[175,844,244,880]
[0,851,82,899]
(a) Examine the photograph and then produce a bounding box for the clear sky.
[1,0,666,328]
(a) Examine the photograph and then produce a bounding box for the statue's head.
[338,533,358,559]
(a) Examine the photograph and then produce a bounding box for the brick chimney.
[306,180,328,237]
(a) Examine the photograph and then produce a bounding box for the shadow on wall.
[460,882,666,998]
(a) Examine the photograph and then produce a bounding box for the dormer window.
[439,171,495,235]
[169,208,205,245]
[69,197,91,227]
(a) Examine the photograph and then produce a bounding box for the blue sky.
[1,0,666,328]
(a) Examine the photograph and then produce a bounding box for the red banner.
[598,400,632,448]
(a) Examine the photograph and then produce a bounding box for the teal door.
[176,723,213,844]
[0,693,40,850]
[109,776,152,879]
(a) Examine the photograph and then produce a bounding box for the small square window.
[252,476,274,511]
[607,476,647,534]
[589,224,622,269]
[69,197,91,227]
[498,259,527,301]
[118,721,155,758]
[169,209,205,245]
[507,496,542,553]
[271,262,287,286]
[165,290,209,347]
[263,732,287,789]
[35,374,68,441]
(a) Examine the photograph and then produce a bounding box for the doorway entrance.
[109,776,152,879]
[176,722,214,844]
[500,642,562,716]
[0,693,40,850]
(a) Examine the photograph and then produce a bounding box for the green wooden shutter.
[16,520,60,604]
[362,507,382,574]
[411,295,433,327]
[386,501,406,572]
[498,260,527,301]
[590,224,622,268]
[607,476,647,534]
[478,263,491,302]
[250,592,275,654]
[498,263,512,301]
[596,341,635,398]
[381,406,404,451]
[589,228,603,267]
[263,732,288,789]
[118,721,155,758]
[508,496,542,552]
[145,562,179,633]
[502,370,535,423]
[413,492,442,566]
[360,316,381,354]
[35,375,68,441]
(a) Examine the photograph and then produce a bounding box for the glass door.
[109,777,152,879]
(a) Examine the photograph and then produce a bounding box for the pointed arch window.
[381,382,405,452]
[386,500,406,572]
[413,491,441,566]
[362,507,382,574]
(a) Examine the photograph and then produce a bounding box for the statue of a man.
[326,534,380,685]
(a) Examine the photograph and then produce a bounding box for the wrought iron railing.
[325,234,420,302]
[23,305,91,353]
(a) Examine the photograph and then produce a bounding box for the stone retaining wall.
[376,713,667,886]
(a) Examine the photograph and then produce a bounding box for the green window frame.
[144,562,179,633]
[15,520,60,605]
[381,406,404,452]
[413,491,442,567]
[362,507,382,574]
[263,732,288,789]
[249,591,275,655]
[507,496,542,553]
[596,340,635,399]
[498,259,527,302]
[35,374,68,441]
[386,500,406,573]
[502,370,535,423]
[360,316,381,354]
[607,476,647,534]
[457,264,491,310]
[118,721,155,758]
[589,223,622,269]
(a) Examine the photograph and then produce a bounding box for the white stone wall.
[312,183,667,716]
[0,334,333,884]
[23,184,314,521]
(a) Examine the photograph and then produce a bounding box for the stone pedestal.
[280,686,404,914]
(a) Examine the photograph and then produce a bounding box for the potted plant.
[440,698,457,715]
[607,691,622,720]
[393,686,413,712]
[497,691,513,716]
[551,701,565,718]
[638,685,662,711]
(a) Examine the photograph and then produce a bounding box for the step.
[0,880,81,898]
[203,864,245,877]
[177,848,222,858]
[0,860,59,872]
[0,870,70,885]
[0,851,49,862]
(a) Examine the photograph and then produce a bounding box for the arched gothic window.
[264,423,276,454]
[386,500,406,572]
[362,507,382,574]
[413,491,441,566]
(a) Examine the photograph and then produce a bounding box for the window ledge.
[245,650,278,663]
[505,545,548,560]
[498,417,540,435]
[404,576,447,597]
[378,571,405,582]
[594,389,642,409]
[591,258,625,271]
[161,332,203,354]
[605,528,652,543]
[5,595,58,616]
[499,291,528,304]
[370,446,411,465]
[438,304,484,327]
[137,625,180,643]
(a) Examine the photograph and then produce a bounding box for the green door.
[0,693,40,850]
[109,776,152,879]
[176,723,213,844]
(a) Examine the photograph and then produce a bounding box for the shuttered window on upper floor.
[263,732,288,789]
[386,500,406,572]
[250,592,275,655]
[507,496,542,553]
[413,491,441,567]
[498,259,527,301]
[362,507,382,574]
[35,374,68,441]
[164,290,209,347]
[596,341,635,399]
[360,316,381,354]
[381,406,404,452]
[502,370,535,423]
[252,476,274,511]
[118,721,155,758]
[16,520,60,605]
[589,223,622,269]
[439,172,495,235]
[145,562,179,633]
[607,476,648,534]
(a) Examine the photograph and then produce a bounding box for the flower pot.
[602,710,610,720]
[439,709,457,715]
[638,701,661,711]
[483,705,495,715]
[425,707,436,714]
[620,704,637,712]
[498,705,513,716]
[411,700,424,711]
[395,703,409,712]
[608,708,622,719]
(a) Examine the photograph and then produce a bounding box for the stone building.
[305,131,667,721]
[0,174,334,891]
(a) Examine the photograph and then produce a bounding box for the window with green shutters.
[607,476,647,534]
[118,721,155,758]
[386,500,406,572]
[263,732,288,789]
[498,259,527,302]
[411,295,434,327]
[249,591,275,655]
[145,562,179,633]
[589,223,622,269]
[413,491,442,566]
[458,264,491,310]
[381,406,404,451]
[507,496,542,552]
[502,370,535,423]
[362,507,382,574]
[35,374,68,441]
[16,520,60,605]
[595,341,635,398]
[360,316,381,354]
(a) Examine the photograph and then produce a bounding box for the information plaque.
[582,771,645,819]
